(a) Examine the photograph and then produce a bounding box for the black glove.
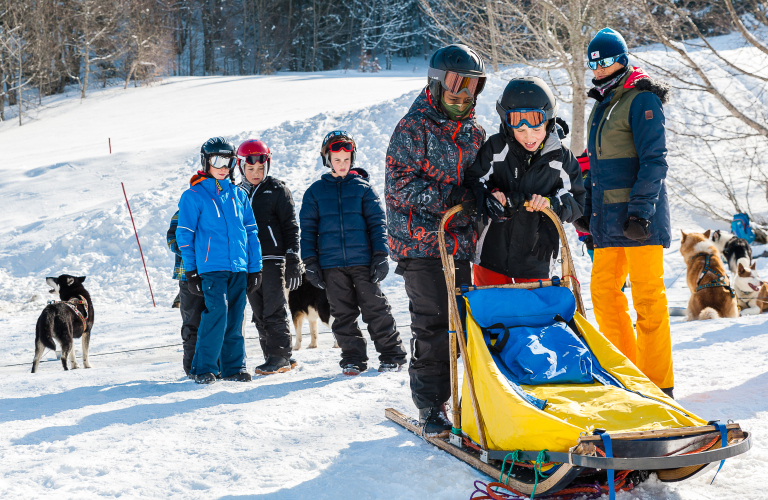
[304,258,326,289]
[531,219,560,262]
[447,185,471,207]
[505,192,530,214]
[185,270,203,296]
[573,215,591,234]
[247,272,262,294]
[585,234,594,252]
[470,186,504,225]
[370,252,389,283]
[623,215,651,242]
[285,253,302,291]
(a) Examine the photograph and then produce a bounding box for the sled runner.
[385,205,751,497]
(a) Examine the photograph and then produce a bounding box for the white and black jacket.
[240,176,300,260]
[464,127,585,278]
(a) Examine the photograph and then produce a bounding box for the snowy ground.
[1,36,767,499]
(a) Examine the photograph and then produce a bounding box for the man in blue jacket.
[573,28,674,398]
[177,137,263,384]
[300,130,407,376]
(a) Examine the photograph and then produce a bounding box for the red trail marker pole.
[109,138,112,154]
[121,182,156,307]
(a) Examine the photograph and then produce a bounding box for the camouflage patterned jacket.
[385,87,485,261]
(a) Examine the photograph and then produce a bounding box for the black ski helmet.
[320,130,357,169]
[200,137,236,180]
[428,44,486,101]
[496,77,558,133]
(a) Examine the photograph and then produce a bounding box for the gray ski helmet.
[320,130,357,168]
[496,77,558,133]
[200,137,236,178]
[428,44,486,101]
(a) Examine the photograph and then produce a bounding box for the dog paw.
[333,343,340,348]
[292,345,301,351]
[307,343,318,349]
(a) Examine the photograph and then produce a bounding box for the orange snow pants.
[591,245,674,390]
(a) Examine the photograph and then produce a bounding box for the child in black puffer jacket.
[300,130,407,376]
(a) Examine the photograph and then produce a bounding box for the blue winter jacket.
[584,67,672,248]
[176,174,263,275]
[300,168,388,269]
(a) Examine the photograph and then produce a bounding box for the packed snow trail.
[2,37,768,498]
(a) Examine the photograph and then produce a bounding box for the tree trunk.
[17,38,22,127]
[311,0,317,71]
[81,43,90,99]
[202,0,214,75]
[485,0,499,72]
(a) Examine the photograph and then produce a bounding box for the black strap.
[483,323,510,354]
[554,314,581,337]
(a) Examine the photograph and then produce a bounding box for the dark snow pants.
[397,258,471,409]
[247,259,292,360]
[191,271,248,378]
[324,266,407,370]
[179,280,206,375]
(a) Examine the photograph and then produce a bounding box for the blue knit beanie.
[588,28,628,65]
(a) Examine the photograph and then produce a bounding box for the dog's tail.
[699,307,720,321]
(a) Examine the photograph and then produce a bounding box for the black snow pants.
[396,258,471,409]
[324,266,407,370]
[247,259,292,359]
[179,280,206,375]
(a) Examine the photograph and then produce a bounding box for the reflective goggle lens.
[242,154,269,165]
[443,71,486,97]
[329,141,355,153]
[588,55,620,70]
[505,109,546,129]
[209,155,234,168]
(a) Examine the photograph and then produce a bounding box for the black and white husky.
[32,275,94,373]
[288,274,336,350]
[711,230,752,274]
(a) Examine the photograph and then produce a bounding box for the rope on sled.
[470,479,605,500]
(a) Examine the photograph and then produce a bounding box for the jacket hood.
[588,66,670,104]
[408,87,477,125]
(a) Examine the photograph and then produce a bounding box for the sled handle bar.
[437,204,585,316]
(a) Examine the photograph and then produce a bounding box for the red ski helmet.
[236,139,272,176]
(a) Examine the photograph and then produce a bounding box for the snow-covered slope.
[1,37,767,499]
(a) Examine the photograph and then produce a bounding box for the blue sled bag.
[731,213,756,244]
[469,287,594,385]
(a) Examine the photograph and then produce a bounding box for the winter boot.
[290,357,298,369]
[195,372,217,385]
[223,371,252,382]
[254,356,291,375]
[419,406,452,437]
[377,363,402,373]
[661,387,674,399]
[341,363,366,376]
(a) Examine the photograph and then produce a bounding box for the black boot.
[419,406,451,437]
[254,356,291,375]
[195,372,217,385]
[223,371,252,382]
[661,387,674,399]
[290,358,298,369]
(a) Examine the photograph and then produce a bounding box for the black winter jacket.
[464,129,585,278]
[239,176,300,259]
[299,168,388,269]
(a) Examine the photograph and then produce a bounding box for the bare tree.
[420,0,610,154]
[122,0,174,89]
[72,0,123,98]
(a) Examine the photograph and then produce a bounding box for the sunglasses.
[428,68,486,98]
[328,141,355,153]
[209,155,235,169]
[239,154,270,166]
[588,54,624,70]
[504,108,546,129]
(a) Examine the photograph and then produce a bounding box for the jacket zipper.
[268,226,278,247]
[451,122,463,184]
[337,183,347,266]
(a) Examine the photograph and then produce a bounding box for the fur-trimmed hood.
[588,66,670,104]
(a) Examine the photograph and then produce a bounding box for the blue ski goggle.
[503,108,546,129]
[588,54,625,70]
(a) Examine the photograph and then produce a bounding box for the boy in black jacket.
[464,77,585,285]
[237,139,302,375]
[300,130,407,376]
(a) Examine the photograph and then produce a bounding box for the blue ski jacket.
[176,174,262,275]
[300,168,388,269]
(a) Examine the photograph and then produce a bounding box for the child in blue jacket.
[300,130,406,376]
[176,137,263,384]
